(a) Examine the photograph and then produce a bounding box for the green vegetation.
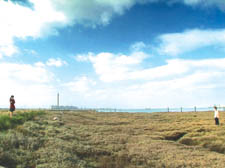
[1,110,225,167]
[0,111,45,131]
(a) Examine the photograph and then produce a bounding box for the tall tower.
[57,93,59,107]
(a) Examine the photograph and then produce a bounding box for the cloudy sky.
[1,0,225,108]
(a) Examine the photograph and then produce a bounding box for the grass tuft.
[179,137,197,146]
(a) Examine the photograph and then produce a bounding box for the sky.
[1,0,225,108]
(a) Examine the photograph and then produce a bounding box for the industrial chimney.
[57,93,59,107]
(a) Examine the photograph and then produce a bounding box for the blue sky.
[1,0,225,108]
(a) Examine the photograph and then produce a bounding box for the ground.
[0,110,225,168]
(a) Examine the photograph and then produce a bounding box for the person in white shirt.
[214,106,219,125]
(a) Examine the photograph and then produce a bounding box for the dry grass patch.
[1,110,225,167]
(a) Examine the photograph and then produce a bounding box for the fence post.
[181,107,182,112]
[194,106,197,112]
[167,107,169,112]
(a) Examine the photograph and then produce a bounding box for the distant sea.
[96,107,218,113]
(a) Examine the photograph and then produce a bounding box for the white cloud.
[64,76,96,93]
[46,58,67,67]
[133,58,225,107]
[51,0,151,27]
[178,0,225,10]
[0,0,151,58]
[76,51,149,82]
[0,62,56,108]
[34,62,45,67]
[0,0,67,57]
[75,51,192,82]
[71,52,225,108]
[75,53,93,62]
[34,58,67,68]
[130,41,147,51]
[79,50,225,84]
[157,29,225,56]
[120,65,225,108]
[24,49,38,55]
[0,45,19,57]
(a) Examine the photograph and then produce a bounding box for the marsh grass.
[0,111,44,131]
[1,110,225,167]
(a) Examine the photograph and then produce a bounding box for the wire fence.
[95,106,224,113]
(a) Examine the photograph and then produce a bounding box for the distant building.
[51,105,78,110]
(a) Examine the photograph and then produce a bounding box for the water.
[96,107,217,113]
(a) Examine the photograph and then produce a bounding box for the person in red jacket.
[9,95,15,118]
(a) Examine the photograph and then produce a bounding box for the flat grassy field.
[0,110,225,168]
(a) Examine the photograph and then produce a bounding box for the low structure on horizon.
[51,105,78,110]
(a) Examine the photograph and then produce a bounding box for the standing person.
[9,95,15,118]
[214,106,219,125]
